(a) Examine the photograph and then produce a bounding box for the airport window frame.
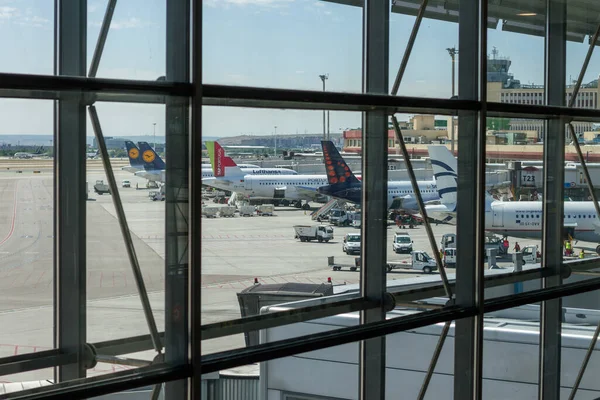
[4,0,600,400]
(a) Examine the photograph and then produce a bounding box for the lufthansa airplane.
[203,141,327,209]
[427,145,600,254]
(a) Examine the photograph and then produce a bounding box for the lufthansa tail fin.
[137,142,166,170]
[205,141,244,178]
[321,140,360,185]
[125,141,144,167]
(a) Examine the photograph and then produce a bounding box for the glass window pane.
[87,0,165,81]
[0,99,54,384]
[202,106,364,355]
[86,100,167,376]
[0,1,53,75]
[203,1,362,92]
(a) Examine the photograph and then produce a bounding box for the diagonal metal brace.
[88,105,163,355]
[391,115,453,300]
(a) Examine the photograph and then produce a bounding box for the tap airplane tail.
[205,141,245,178]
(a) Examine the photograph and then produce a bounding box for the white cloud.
[90,17,155,30]
[313,1,324,6]
[0,6,17,19]
[205,0,294,8]
[16,15,49,28]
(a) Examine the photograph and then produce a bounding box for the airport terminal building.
[5,1,600,400]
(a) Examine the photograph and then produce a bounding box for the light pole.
[319,74,328,141]
[446,47,458,154]
[274,125,277,157]
[153,122,157,150]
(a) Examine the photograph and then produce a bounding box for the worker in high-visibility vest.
[580,249,585,259]
[565,240,573,256]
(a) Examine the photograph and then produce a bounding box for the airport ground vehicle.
[443,247,456,268]
[386,250,437,273]
[148,190,165,201]
[219,206,236,217]
[441,233,506,255]
[239,205,255,217]
[257,204,274,216]
[202,206,219,218]
[342,232,361,255]
[521,245,541,264]
[329,208,349,226]
[122,179,131,188]
[392,231,413,254]
[93,180,111,195]
[293,225,333,242]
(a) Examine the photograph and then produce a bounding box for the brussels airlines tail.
[316,140,362,203]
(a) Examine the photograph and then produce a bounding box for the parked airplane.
[134,142,166,183]
[86,149,100,159]
[204,141,326,209]
[427,145,600,254]
[13,146,46,159]
[315,141,440,211]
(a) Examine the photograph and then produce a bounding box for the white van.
[392,231,413,254]
[443,248,457,268]
[343,232,361,255]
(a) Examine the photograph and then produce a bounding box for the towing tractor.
[293,225,334,243]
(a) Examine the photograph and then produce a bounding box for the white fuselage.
[203,174,327,201]
[386,181,439,209]
[426,200,600,243]
[201,166,297,179]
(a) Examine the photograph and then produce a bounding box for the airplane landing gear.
[596,244,600,256]
[302,202,311,210]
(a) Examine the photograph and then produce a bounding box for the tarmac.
[0,159,591,385]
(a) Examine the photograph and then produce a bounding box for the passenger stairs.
[311,198,343,221]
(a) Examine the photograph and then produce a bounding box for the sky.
[0,0,598,140]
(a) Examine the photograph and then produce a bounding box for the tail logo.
[322,145,351,184]
[143,150,155,163]
[128,148,139,159]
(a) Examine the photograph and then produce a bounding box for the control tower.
[487,47,521,88]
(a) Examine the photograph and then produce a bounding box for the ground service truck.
[293,225,334,242]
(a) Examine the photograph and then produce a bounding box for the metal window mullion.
[54,0,87,382]
[454,0,485,398]
[540,1,567,399]
[190,0,202,396]
[360,0,389,399]
[165,0,190,399]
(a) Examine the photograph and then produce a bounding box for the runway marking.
[0,181,18,247]
[22,272,32,285]
[34,270,46,288]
